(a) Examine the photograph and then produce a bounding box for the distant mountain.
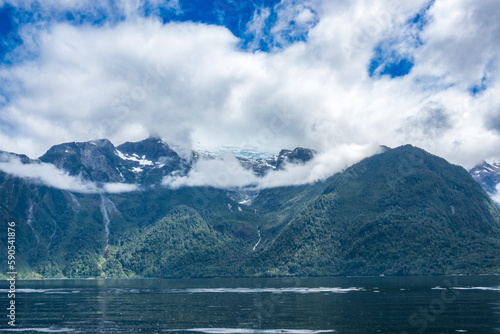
[117,137,183,163]
[0,150,32,164]
[37,137,314,184]
[470,161,500,195]
[40,139,126,182]
[0,141,499,278]
[115,137,191,184]
[237,147,316,176]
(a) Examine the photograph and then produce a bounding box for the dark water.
[0,276,499,333]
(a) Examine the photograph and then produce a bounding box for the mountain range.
[0,138,499,278]
[30,137,315,185]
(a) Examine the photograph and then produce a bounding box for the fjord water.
[1,276,499,333]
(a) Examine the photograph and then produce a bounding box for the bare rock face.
[39,139,125,183]
[275,147,316,169]
[117,137,181,163]
[38,137,192,184]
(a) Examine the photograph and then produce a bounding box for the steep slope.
[1,144,500,278]
[117,206,240,278]
[115,137,191,184]
[39,138,191,185]
[39,139,126,182]
[242,145,500,276]
[0,172,111,277]
[0,170,263,278]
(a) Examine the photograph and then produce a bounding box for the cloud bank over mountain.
[0,0,499,171]
[163,143,378,190]
[0,154,138,193]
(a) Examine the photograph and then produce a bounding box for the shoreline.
[2,273,499,281]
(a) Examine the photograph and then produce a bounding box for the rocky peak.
[116,137,180,163]
[0,151,31,164]
[274,147,316,170]
[39,139,124,183]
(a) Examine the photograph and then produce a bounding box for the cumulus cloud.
[163,143,379,190]
[0,155,139,193]
[0,0,500,178]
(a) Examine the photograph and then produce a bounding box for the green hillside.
[240,145,500,276]
[1,145,499,278]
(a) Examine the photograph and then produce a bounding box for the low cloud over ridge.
[0,0,500,171]
[0,142,378,193]
[163,143,379,190]
[0,154,138,194]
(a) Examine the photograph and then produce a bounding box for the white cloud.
[163,153,258,189]
[0,155,139,193]
[490,183,500,205]
[295,8,315,24]
[415,0,500,89]
[1,0,500,181]
[163,143,379,190]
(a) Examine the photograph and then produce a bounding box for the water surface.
[0,276,499,333]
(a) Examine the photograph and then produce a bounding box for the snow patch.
[116,150,154,166]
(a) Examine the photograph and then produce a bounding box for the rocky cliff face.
[40,139,125,182]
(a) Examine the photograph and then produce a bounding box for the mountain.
[37,137,314,185]
[0,150,32,164]
[39,137,192,185]
[115,137,191,184]
[40,139,126,183]
[202,146,316,177]
[0,141,499,278]
[240,145,500,276]
[470,161,500,195]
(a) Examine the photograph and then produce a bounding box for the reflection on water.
[0,276,499,333]
[0,287,365,294]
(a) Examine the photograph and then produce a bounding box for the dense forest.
[1,145,500,278]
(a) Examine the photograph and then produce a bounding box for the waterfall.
[26,201,40,245]
[47,219,58,256]
[100,194,111,252]
[253,226,261,251]
[67,191,81,211]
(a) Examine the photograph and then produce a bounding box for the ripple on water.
[0,328,75,333]
[163,330,336,334]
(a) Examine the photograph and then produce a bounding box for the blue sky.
[0,0,422,75]
[0,0,313,58]
[0,0,500,189]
